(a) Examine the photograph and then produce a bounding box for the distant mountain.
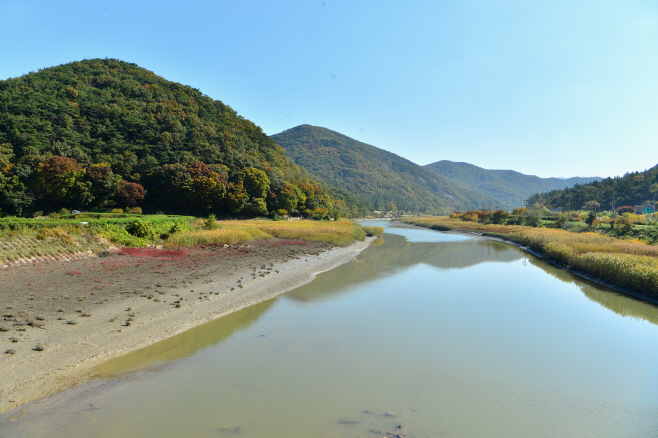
[271,125,498,214]
[528,164,658,211]
[424,160,600,208]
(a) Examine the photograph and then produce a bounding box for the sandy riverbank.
[0,237,374,415]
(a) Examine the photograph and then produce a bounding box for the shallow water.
[5,221,658,437]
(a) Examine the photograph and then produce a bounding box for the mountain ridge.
[424,160,600,208]
[271,125,499,214]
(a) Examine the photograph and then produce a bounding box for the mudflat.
[0,237,373,414]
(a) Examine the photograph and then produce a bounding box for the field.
[403,216,658,297]
[0,215,367,268]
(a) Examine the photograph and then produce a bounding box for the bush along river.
[3,220,658,437]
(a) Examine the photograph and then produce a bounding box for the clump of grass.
[66,320,77,325]
[9,337,19,343]
[34,343,44,351]
[109,316,117,322]
[81,312,92,317]
[363,226,384,237]
[5,349,16,355]
[0,325,9,332]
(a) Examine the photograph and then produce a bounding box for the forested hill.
[0,59,358,217]
[425,160,600,208]
[271,125,498,214]
[528,164,658,211]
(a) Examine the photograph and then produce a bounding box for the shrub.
[126,219,156,239]
[203,214,219,230]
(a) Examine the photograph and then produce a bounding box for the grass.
[0,214,193,266]
[363,226,384,237]
[165,219,367,248]
[0,215,367,267]
[403,216,658,296]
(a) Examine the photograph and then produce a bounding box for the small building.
[550,208,562,213]
[635,204,655,215]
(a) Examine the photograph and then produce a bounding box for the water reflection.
[93,300,275,378]
[526,256,658,326]
[287,232,522,303]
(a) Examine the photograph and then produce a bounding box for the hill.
[271,125,498,214]
[0,59,358,218]
[528,164,658,211]
[425,160,600,208]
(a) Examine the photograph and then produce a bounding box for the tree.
[116,181,145,207]
[585,211,596,226]
[242,168,270,199]
[37,156,92,208]
[526,204,547,227]
[583,200,600,212]
[226,181,248,213]
[86,163,121,207]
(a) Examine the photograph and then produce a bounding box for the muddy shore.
[0,237,374,415]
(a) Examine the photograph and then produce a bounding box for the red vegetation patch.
[261,239,308,247]
[66,270,83,276]
[118,248,187,258]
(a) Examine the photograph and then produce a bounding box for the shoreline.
[0,237,375,415]
[392,219,658,307]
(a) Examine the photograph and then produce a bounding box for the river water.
[4,221,658,437]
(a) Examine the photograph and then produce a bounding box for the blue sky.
[1,0,656,178]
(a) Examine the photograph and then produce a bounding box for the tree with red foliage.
[39,156,83,181]
[116,180,145,207]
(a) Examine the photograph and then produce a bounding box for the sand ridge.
[0,237,374,415]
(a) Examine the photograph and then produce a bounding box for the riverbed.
[3,221,658,437]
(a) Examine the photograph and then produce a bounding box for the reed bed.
[165,219,366,248]
[403,216,658,296]
[363,226,384,237]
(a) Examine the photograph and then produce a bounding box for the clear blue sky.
[1,0,656,178]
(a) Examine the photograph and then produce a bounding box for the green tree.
[242,168,270,199]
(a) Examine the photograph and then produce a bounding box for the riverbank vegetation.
[165,218,367,248]
[0,213,368,266]
[402,216,658,297]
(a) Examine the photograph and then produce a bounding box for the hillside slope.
[528,164,658,211]
[425,160,600,208]
[0,59,357,217]
[271,125,498,214]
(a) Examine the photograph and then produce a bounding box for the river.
[3,221,658,437]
